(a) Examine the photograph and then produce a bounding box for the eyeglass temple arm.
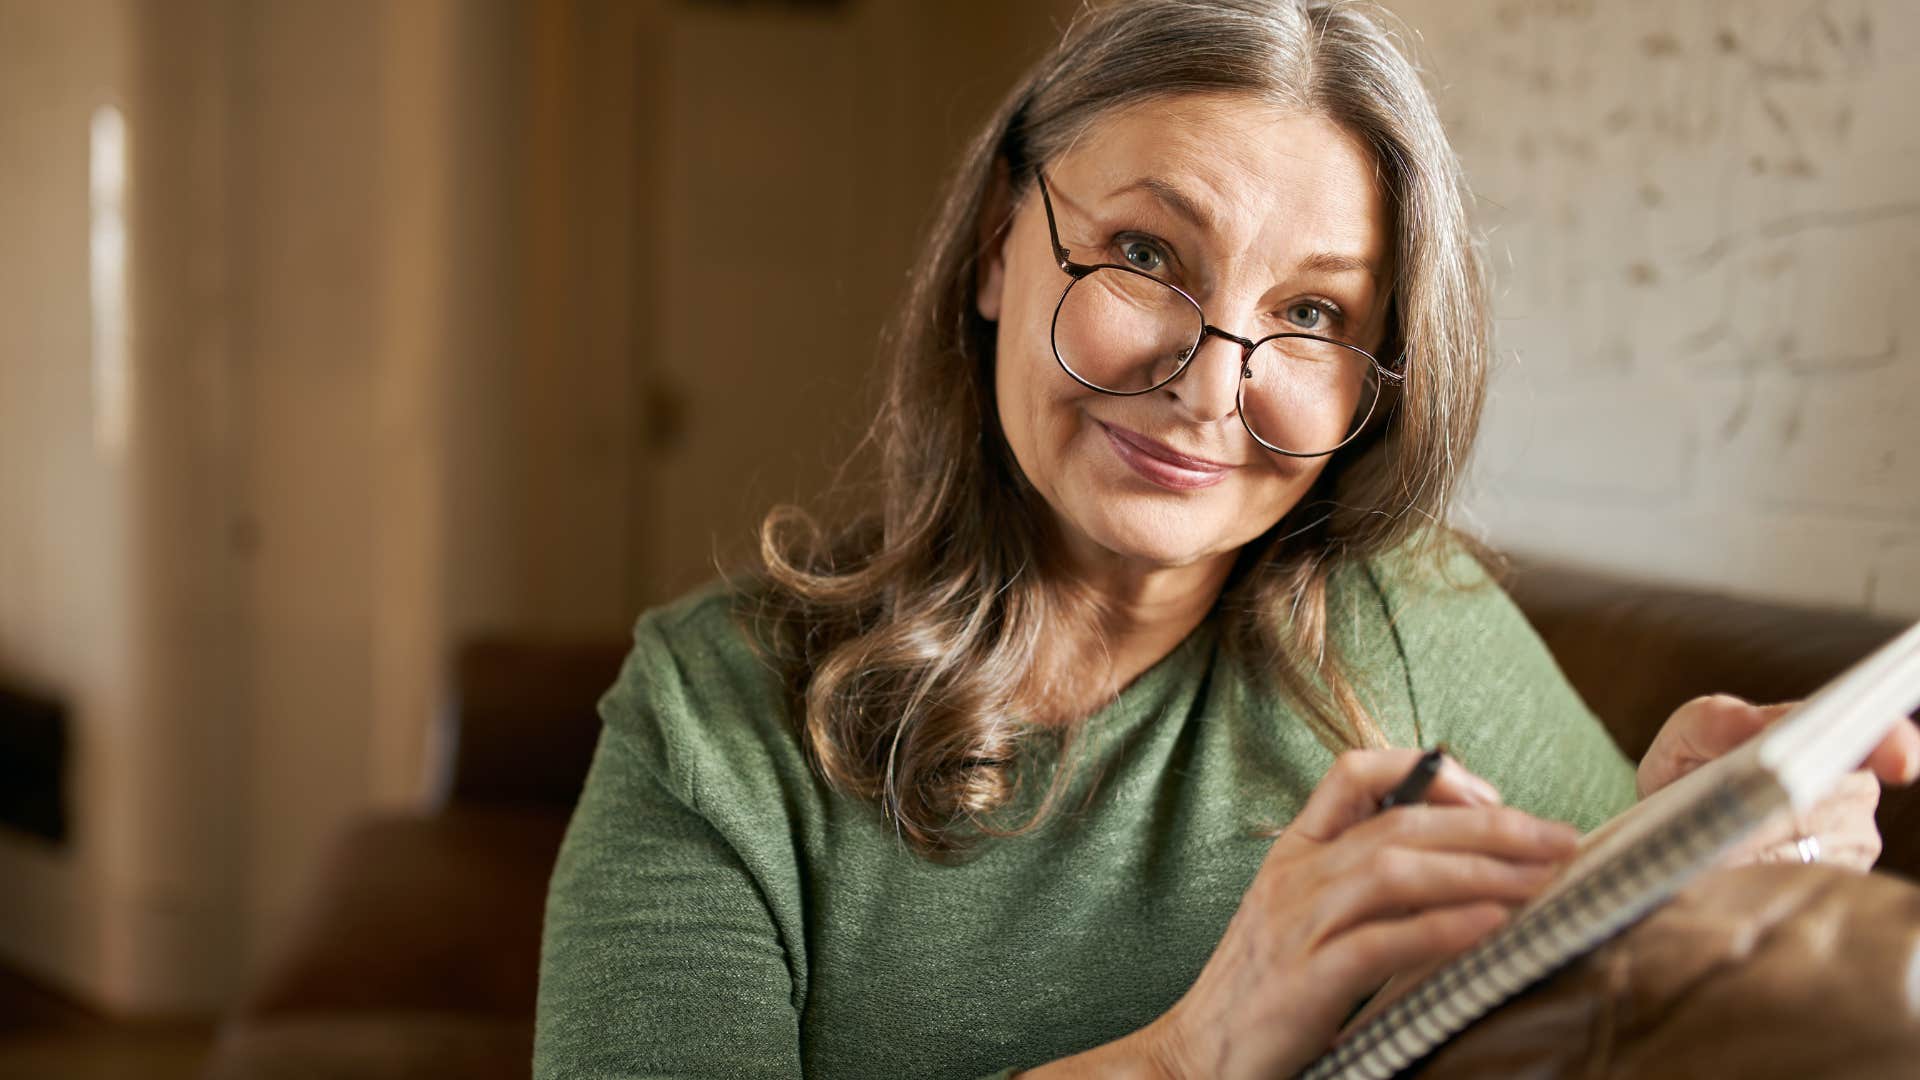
[1033,169,1077,273]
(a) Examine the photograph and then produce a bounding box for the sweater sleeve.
[533,620,804,1079]
[533,609,1035,1080]
[1363,534,1639,833]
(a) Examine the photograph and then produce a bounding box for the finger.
[1671,695,1793,761]
[1798,813,1882,869]
[1804,772,1883,869]
[1345,804,1581,862]
[1748,826,1880,870]
[1832,768,1884,812]
[1722,773,1882,869]
[1288,750,1503,843]
[1316,901,1510,1016]
[1821,825,1882,870]
[1640,697,1797,797]
[1308,848,1561,943]
[1796,771,1882,838]
[1862,718,1920,786]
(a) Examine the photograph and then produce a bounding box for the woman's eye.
[1286,302,1327,330]
[1118,239,1166,273]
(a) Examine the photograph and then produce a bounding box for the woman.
[534,2,1919,1077]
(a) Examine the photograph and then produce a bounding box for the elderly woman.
[533,1,1919,1077]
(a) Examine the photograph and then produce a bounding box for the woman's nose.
[1162,326,1246,424]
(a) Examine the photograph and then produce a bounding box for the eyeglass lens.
[1053,266,1379,456]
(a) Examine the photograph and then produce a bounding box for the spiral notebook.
[1300,615,1920,1080]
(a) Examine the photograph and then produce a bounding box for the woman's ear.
[974,157,1015,322]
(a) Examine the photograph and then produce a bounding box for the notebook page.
[1515,733,1767,917]
[1759,618,1920,810]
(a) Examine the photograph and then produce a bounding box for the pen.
[1378,747,1446,811]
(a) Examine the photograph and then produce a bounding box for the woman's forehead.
[1053,93,1391,270]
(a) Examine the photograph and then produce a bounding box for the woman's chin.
[1047,461,1283,571]
[1069,512,1228,571]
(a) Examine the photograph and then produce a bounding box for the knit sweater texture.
[533,539,1639,1078]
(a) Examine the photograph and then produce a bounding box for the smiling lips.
[1098,421,1234,490]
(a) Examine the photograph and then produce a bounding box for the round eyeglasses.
[1035,170,1402,458]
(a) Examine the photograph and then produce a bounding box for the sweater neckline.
[1029,613,1220,761]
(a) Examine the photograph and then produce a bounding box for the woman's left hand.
[1636,695,1920,871]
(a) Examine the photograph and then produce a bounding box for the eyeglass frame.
[1032,168,1404,459]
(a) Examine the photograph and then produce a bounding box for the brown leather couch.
[201,559,1920,1080]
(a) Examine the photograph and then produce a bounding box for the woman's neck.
[1034,532,1237,724]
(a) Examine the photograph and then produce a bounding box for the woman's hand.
[1131,750,1578,1080]
[1637,695,1920,871]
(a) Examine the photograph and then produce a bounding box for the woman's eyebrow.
[1297,250,1382,284]
[1108,175,1214,233]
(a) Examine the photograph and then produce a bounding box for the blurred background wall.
[0,0,1913,1023]
[1396,0,1920,615]
[0,0,1080,1019]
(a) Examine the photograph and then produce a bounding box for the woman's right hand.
[1131,748,1579,1080]
[1014,749,1578,1080]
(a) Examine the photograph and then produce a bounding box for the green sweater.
[533,541,1638,1078]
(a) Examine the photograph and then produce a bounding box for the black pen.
[1377,747,1446,811]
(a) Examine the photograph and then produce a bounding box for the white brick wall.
[1391,0,1920,617]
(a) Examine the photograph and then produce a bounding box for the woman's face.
[978,93,1394,574]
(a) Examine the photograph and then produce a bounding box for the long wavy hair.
[743,0,1488,861]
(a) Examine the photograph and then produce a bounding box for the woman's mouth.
[1098,421,1232,491]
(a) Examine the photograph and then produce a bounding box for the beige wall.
[0,0,544,1015]
[1390,0,1920,616]
[0,0,143,1014]
[641,1,1080,602]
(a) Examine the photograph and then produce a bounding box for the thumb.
[1671,695,1792,761]
[1643,695,1793,795]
